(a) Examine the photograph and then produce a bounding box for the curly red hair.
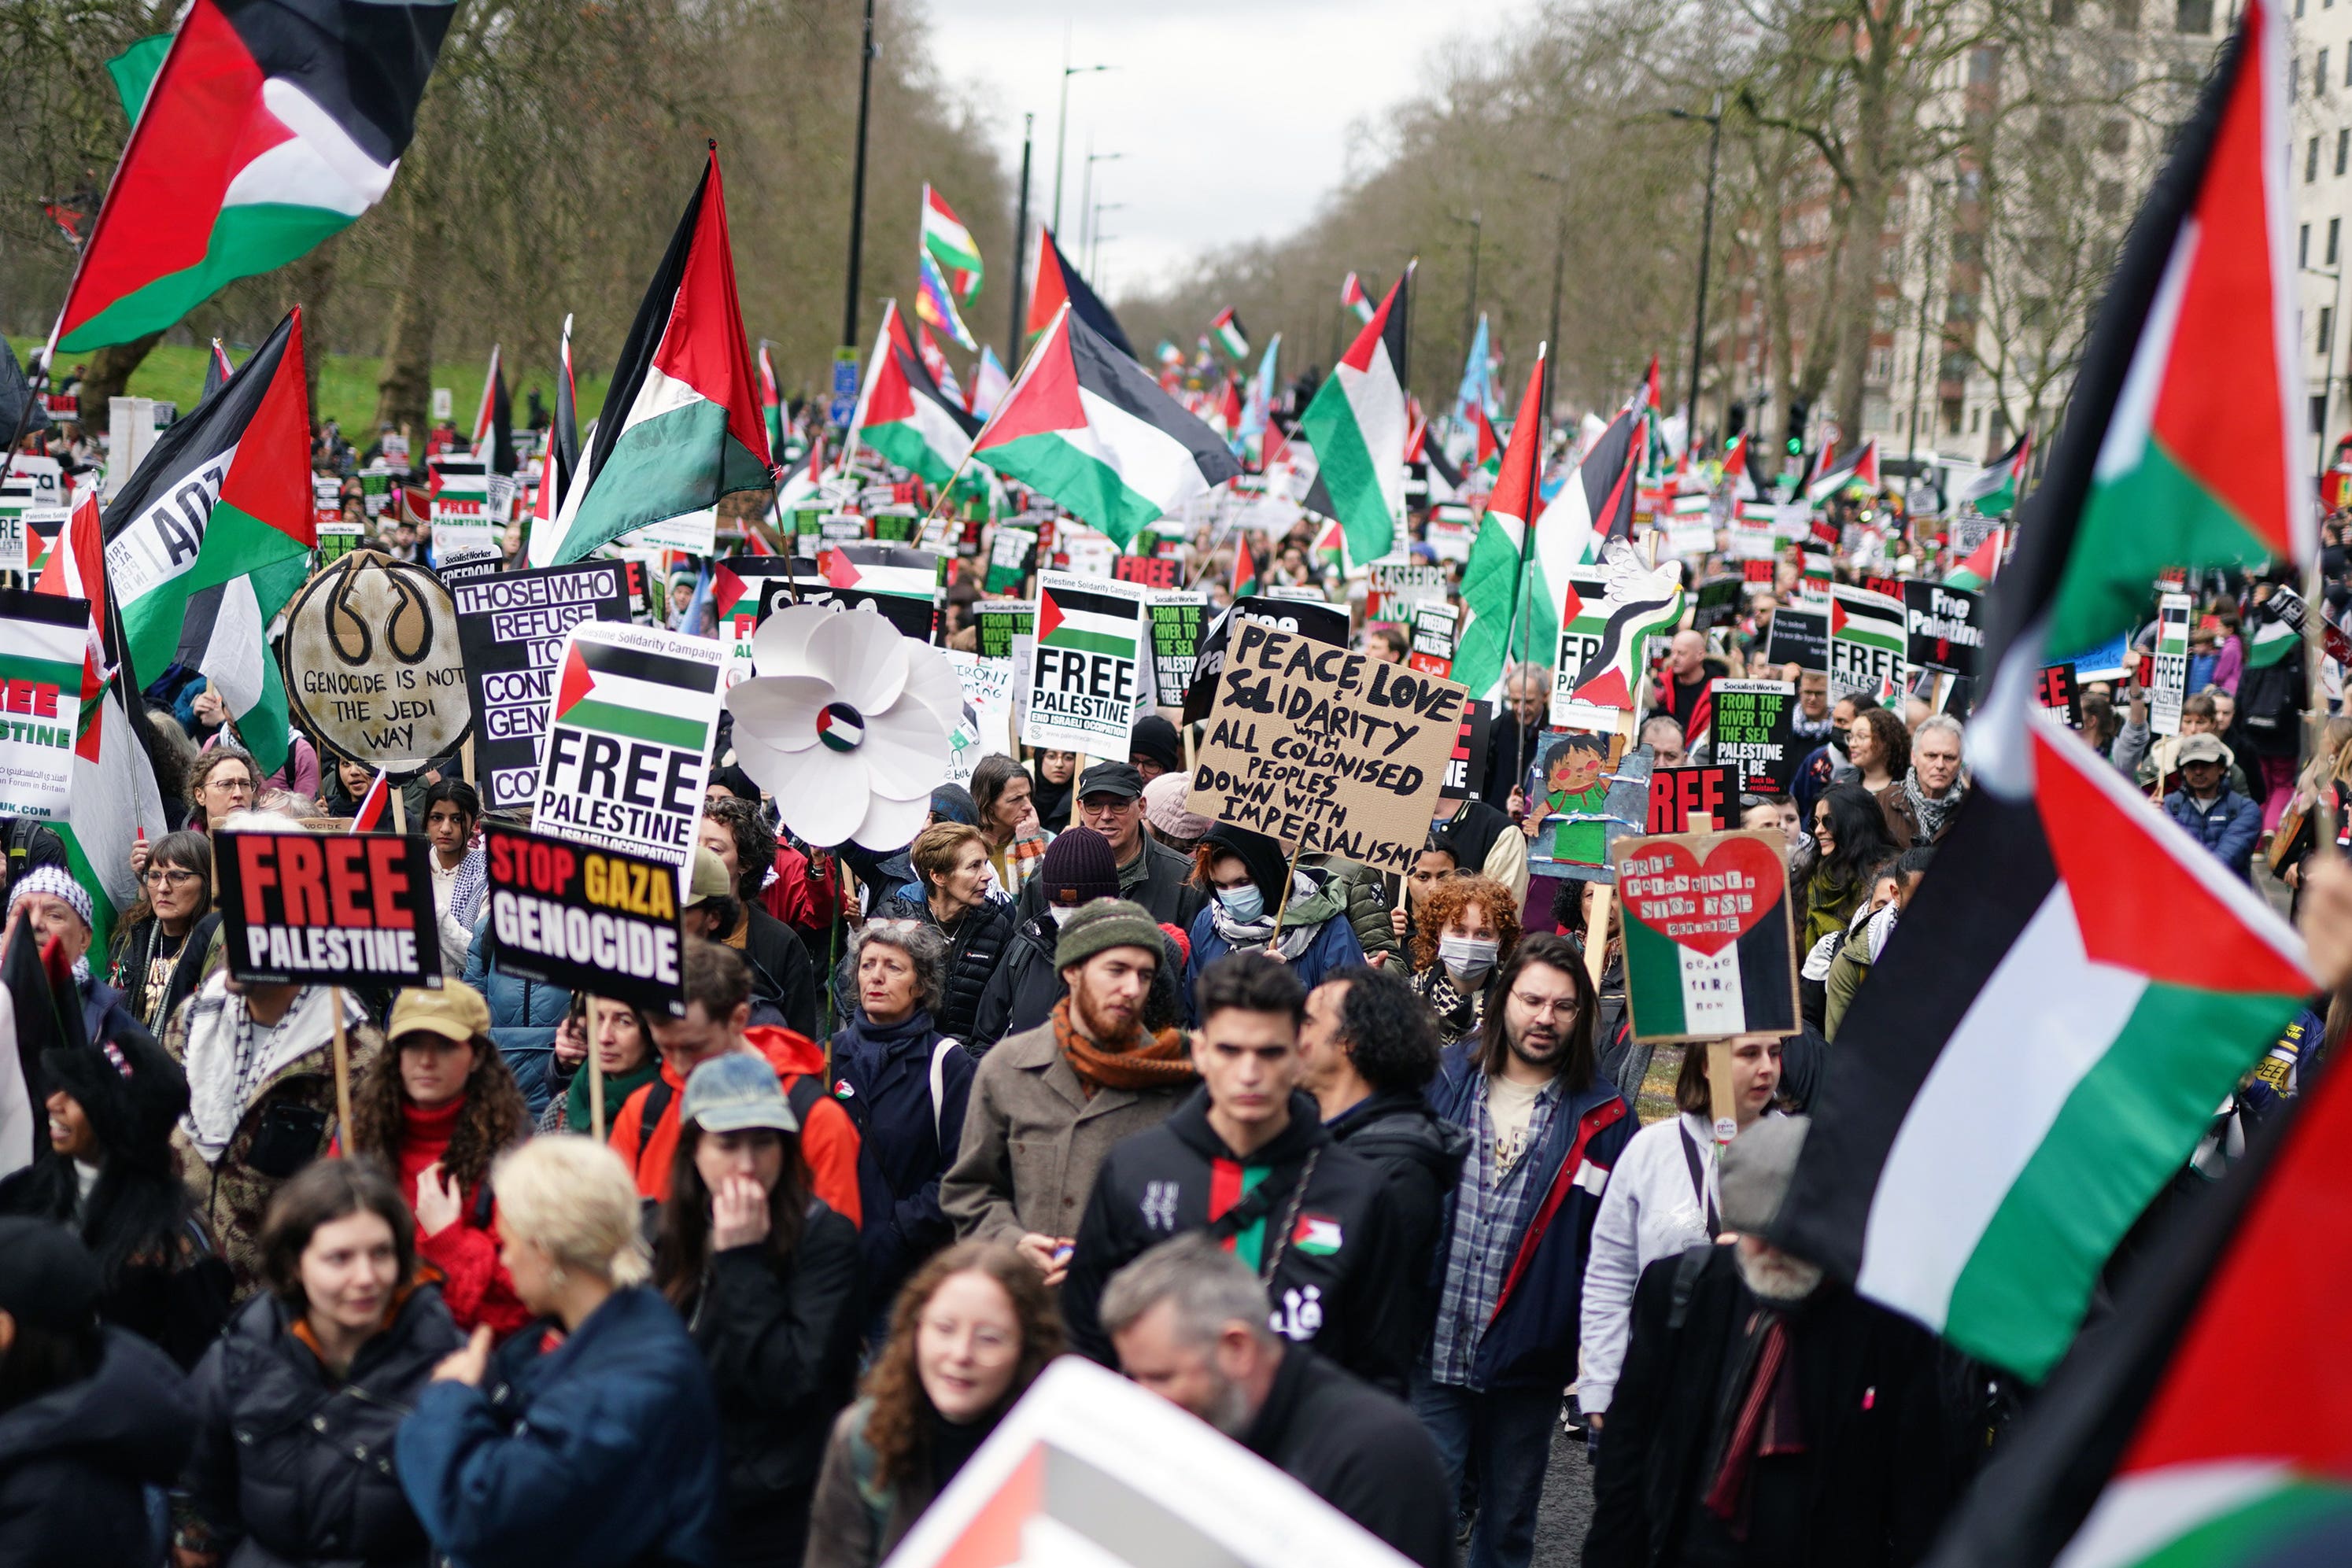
[1411,873,1523,972]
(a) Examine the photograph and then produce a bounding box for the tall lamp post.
[1051,46,1115,235]
[1009,114,1033,362]
[840,0,877,352]
[1667,96,1724,447]
[1080,149,1124,260]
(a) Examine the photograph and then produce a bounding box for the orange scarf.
[1052,997,1194,1098]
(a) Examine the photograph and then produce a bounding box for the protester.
[461,905,571,1117]
[805,1242,1063,1567]
[1103,1234,1453,1568]
[1841,705,1909,795]
[1435,786,1531,900]
[1129,714,1183,780]
[697,802,822,1039]
[2166,732,2264,881]
[969,753,1052,895]
[1423,932,1632,1568]
[1186,822,1365,995]
[1650,629,1717,742]
[1062,952,1410,1390]
[541,992,663,1135]
[7,864,142,1045]
[1017,762,1205,930]
[1407,872,1523,1046]
[1028,750,1077,832]
[828,921,973,1316]
[1824,847,1934,1039]
[1640,714,1688,768]
[970,825,1123,1046]
[1142,769,1212,857]
[654,1054,864,1568]
[175,1160,463,1566]
[344,983,533,1337]
[0,1219,198,1568]
[941,898,1194,1282]
[1882,713,1966,847]
[1797,784,1900,958]
[1482,662,1553,806]
[423,780,486,978]
[396,1135,725,1568]
[105,830,222,1035]
[885,822,1012,1044]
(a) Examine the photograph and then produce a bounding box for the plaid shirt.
[1429,1072,1561,1389]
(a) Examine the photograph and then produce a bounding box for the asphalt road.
[1532,1420,1598,1567]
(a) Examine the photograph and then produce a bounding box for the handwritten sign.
[282,552,473,776]
[1612,828,1798,1043]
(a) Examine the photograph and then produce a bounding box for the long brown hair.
[860,1242,1062,1490]
[1471,931,1598,1090]
[654,1116,814,1306]
[348,1030,529,1197]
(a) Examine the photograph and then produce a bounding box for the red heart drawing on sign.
[1617,837,1784,957]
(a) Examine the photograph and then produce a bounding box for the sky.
[918,0,1486,300]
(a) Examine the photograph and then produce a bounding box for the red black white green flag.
[1024,225,1136,361]
[52,0,454,353]
[850,300,978,489]
[1297,268,1411,565]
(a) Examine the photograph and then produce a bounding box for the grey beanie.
[1054,897,1165,972]
[1718,1112,1808,1235]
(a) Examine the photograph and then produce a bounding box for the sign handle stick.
[1269,840,1307,943]
[2306,555,2339,854]
[330,987,354,1150]
[1706,1039,1738,1153]
[1183,721,1197,777]
[1581,884,1614,991]
[588,1028,606,1145]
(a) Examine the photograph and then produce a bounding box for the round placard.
[281,549,473,777]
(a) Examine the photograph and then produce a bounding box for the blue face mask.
[1217,884,1266,922]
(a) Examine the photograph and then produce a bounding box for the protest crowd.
[7,3,2352,1565]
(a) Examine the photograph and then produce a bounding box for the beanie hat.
[1143,772,1212,843]
[1055,898,1165,972]
[1158,921,1192,968]
[1129,714,1183,776]
[930,784,979,826]
[6,864,93,933]
[42,1017,188,1178]
[1039,827,1120,909]
[0,1218,102,1334]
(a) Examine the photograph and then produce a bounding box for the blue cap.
[681,1053,799,1134]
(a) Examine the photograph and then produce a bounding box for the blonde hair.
[490,1135,651,1287]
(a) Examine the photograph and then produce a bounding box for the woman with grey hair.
[827,920,976,1326]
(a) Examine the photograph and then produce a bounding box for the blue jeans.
[1412,1378,1560,1568]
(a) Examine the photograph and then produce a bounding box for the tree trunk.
[373,210,445,441]
[284,244,338,422]
[76,331,164,422]
[1830,37,1896,444]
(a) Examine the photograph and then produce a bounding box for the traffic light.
[1786,397,1811,456]
[1725,400,1748,441]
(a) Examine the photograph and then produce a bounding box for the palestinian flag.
[1339,271,1374,325]
[553,630,721,751]
[1801,544,1834,588]
[1297,269,1410,565]
[1563,548,1684,711]
[974,304,1241,548]
[2243,587,2302,668]
[528,312,581,541]
[1502,405,1642,680]
[1946,526,2006,590]
[52,0,455,352]
[541,145,772,567]
[1619,834,1800,1039]
[1455,353,1548,703]
[1211,307,1250,360]
[1806,435,1880,504]
[1772,713,2311,1383]
[471,343,515,475]
[1038,576,1143,661]
[101,305,312,775]
[818,544,945,642]
[201,339,234,403]
[919,183,984,308]
[1722,431,1759,501]
[1232,534,1260,599]
[851,301,977,489]
[1959,430,2032,517]
[1988,0,2306,684]
[1473,404,1502,485]
[1025,225,1135,360]
[916,252,980,353]
[1290,1213,1343,1257]
[1417,417,1466,500]
[758,339,785,455]
[349,768,390,831]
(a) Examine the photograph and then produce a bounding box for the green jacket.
[1300,855,1398,963]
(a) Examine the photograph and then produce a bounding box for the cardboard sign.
[1741,558,1775,583]
[215,829,440,988]
[1612,828,1799,1043]
[1146,591,1206,710]
[984,526,1036,593]
[1187,618,1469,874]
[2151,592,2191,736]
[748,550,943,644]
[1113,555,1180,589]
[941,650,1017,786]
[1762,605,1827,671]
[1549,566,1618,729]
[1828,583,1907,699]
[1551,558,1682,729]
[1693,575,1744,633]
[1709,679,1799,795]
[1439,703,1493,800]
[1021,571,1150,755]
[481,823,685,1016]
[975,600,1034,659]
[282,553,473,775]
[1408,601,1460,676]
[2036,662,2082,726]
[534,622,723,869]
[2066,629,2134,684]
[1180,594,1350,725]
[1646,765,1737,834]
[18,507,66,579]
[0,589,87,823]
[0,507,22,574]
[1903,580,1984,676]
[1528,732,1652,883]
[453,562,637,810]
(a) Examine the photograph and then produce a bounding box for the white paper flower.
[725,604,963,850]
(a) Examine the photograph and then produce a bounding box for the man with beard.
[940,899,1197,1286]
[1583,1117,1953,1568]
[1106,1234,1452,1568]
[1421,932,1633,1568]
[1482,662,1555,809]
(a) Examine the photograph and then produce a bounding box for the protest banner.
[0,507,22,575]
[1146,591,1206,710]
[941,649,1017,786]
[1425,512,1473,562]
[1022,571,1150,755]
[1741,558,1775,583]
[1440,703,1493,799]
[1829,583,1907,699]
[1368,562,1447,621]
[0,589,87,823]
[1180,594,1350,725]
[1527,730,1651,883]
[214,828,440,989]
[481,823,685,1016]
[1708,679,1799,794]
[453,562,637,810]
[1902,580,1985,677]
[534,622,723,869]
[1646,764,1737,834]
[282,553,473,776]
[2066,628,2134,684]
[1055,522,1117,578]
[770,544,947,643]
[2036,662,2083,727]
[1408,601,1460,676]
[869,504,919,544]
[984,526,1036,593]
[17,507,65,579]
[975,599,1034,659]
[1549,567,1619,729]
[313,475,343,530]
[1729,519,1779,560]
[315,522,364,566]
[1693,575,1744,633]
[1862,574,1906,603]
[1187,620,1468,875]
[1762,604,1828,671]
[2151,591,2192,736]
[1612,828,1800,1044]
[1113,555,1180,589]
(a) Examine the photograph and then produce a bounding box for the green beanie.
[1054,898,1165,972]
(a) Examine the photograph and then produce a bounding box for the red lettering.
[367,836,413,928]
[279,837,328,924]
[235,836,279,924]
[33,683,56,719]
[488,833,513,883]
[325,839,371,927]
[1647,773,1677,833]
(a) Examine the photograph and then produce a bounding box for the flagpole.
[913,302,1065,537]
[1501,342,1551,809]
[2306,549,2339,851]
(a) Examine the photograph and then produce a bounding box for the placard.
[2151,592,2191,736]
[2066,629,2134,684]
[2036,662,2082,727]
[1645,765,1737,834]
[452,562,638,810]
[750,548,945,644]
[1187,619,1468,874]
[1180,594,1351,725]
[215,829,440,988]
[1527,729,1650,884]
[1762,605,1828,672]
[315,522,364,566]
[1439,703,1493,800]
[1551,559,1683,729]
[481,823,685,1016]
[1708,679,1798,795]
[1368,562,1447,621]
[534,622,723,869]
[1828,583,1907,699]
[0,589,87,823]
[0,508,23,575]
[1146,591,1206,709]
[975,599,1034,659]
[1408,601,1460,676]
[1612,828,1799,1043]
[18,507,66,579]
[1693,575,1743,633]
[984,526,1036,593]
[1021,570,1149,755]
[1902,580,1984,676]
[1113,555,1180,589]
[941,650,1017,787]
[282,553,474,775]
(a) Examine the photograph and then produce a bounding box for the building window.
[2294,54,2302,97]
[1945,399,1966,435]
[2322,305,2336,357]
[2324,50,2335,91]
[2310,135,2324,182]
[2338,127,2349,174]
[2302,222,2313,266]
[1970,406,1985,433]
[2177,0,2212,24]
[2331,216,2342,264]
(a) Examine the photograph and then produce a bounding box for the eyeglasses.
[1509,992,1581,1020]
[144,868,201,887]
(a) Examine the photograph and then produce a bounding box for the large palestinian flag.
[1297,270,1410,566]
[1506,406,1641,682]
[1772,714,2310,1383]
[1453,353,1547,704]
[53,0,454,353]
[1958,430,2032,517]
[540,145,771,566]
[552,633,718,752]
[101,306,313,775]
[976,305,1240,548]
[471,343,515,476]
[1025,225,1135,360]
[1988,0,2307,681]
[851,300,977,489]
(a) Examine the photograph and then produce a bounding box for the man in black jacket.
[1300,965,1466,1348]
[1584,1116,1954,1568]
[1060,953,1412,1392]
[1014,762,1206,932]
[1104,1233,1451,1568]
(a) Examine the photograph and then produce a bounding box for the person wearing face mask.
[1407,874,1522,1046]
[1184,823,1365,1005]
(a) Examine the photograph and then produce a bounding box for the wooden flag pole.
[589,1029,607,1145]
[1268,840,1307,945]
[330,989,354,1149]
[2306,553,2340,853]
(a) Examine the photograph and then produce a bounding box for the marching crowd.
[2,485,2350,1568]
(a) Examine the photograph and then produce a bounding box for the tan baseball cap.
[685,846,733,906]
[388,981,492,1044]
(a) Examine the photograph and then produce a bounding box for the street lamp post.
[1051,46,1114,236]
[840,0,877,351]
[1667,97,1723,448]
[1091,201,1125,276]
[1080,149,1123,260]
[1009,114,1033,363]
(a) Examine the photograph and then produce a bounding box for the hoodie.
[0,1327,196,1568]
[1326,1089,1470,1351]
[608,1025,864,1224]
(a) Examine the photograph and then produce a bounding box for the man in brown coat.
[1878,713,1967,850]
[940,898,1194,1285]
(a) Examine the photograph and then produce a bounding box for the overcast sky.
[918,0,1491,298]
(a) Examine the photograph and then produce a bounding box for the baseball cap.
[389,981,492,1044]
[2177,733,2229,766]
[1077,761,1145,801]
[681,1051,799,1134]
[685,846,733,906]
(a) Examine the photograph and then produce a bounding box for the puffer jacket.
[1182,870,1366,1014]
[866,895,1014,1046]
[2166,786,2263,882]
[463,917,570,1116]
[0,1327,196,1568]
[176,1282,463,1566]
[1300,855,1399,965]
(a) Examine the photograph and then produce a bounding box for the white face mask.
[1438,935,1500,983]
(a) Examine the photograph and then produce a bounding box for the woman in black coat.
[173,1161,462,1567]
[900,823,1013,1046]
